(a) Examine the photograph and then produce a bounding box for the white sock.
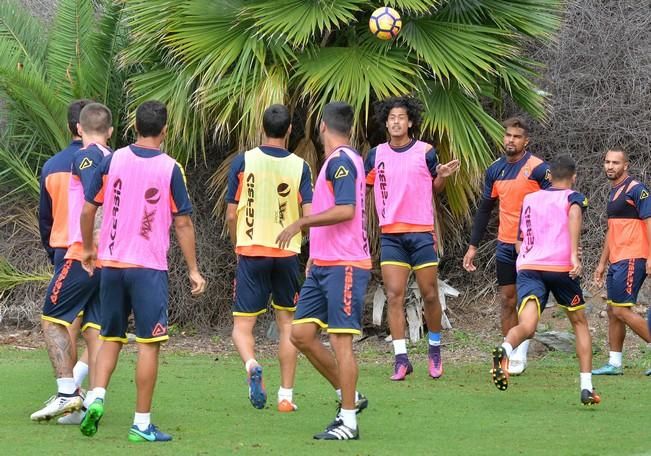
[501,342,514,359]
[245,359,258,373]
[609,351,622,368]
[392,339,407,355]
[92,387,106,401]
[133,412,151,432]
[278,387,293,403]
[72,361,88,389]
[511,339,530,361]
[335,389,342,401]
[580,372,593,391]
[83,390,96,409]
[339,408,357,430]
[56,377,76,395]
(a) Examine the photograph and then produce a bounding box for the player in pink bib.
[490,156,600,406]
[366,96,459,380]
[78,101,206,442]
[276,102,370,441]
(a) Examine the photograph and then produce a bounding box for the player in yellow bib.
[226,105,313,412]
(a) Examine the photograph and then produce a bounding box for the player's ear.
[77,122,84,137]
[572,173,577,185]
[161,124,168,137]
[107,126,114,140]
[286,123,293,139]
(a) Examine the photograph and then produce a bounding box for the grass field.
[1,346,650,455]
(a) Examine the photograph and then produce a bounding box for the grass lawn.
[1,346,650,455]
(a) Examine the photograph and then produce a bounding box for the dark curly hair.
[374,96,423,138]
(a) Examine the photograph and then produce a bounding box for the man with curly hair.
[365,96,459,380]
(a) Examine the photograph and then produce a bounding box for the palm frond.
[46,0,96,101]
[386,0,442,14]
[0,0,46,71]
[0,256,51,293]
[294,40,419,140]
[244,0,364,47]
[399,17,516,92]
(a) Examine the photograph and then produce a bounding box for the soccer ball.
[369,7,402,41]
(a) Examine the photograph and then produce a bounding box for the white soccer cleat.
[30,395,82,421]
[57,409,86,425]
[507,359,527,375]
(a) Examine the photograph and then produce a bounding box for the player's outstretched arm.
[275,205,354,250]
[568,204,583,279]
[80,202,99,275]
[174,215,206,296]
[593,233,609,287]
[433,159,461,193]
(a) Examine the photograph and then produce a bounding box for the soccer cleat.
[390,357,413,381]
[337,392,368,416]
[313,419,359,440]
[128,424,173,442]
[580,389,601,405]
[57,409,86,425]
[277,399,298,412]
[645,368,651,376]
[248,365,267,409]
[428,347,443,379]
[30,394,82,421]
[508,359,527,376]
[592,363,623,375]
[80,399,104,437]
[491,346,509,391]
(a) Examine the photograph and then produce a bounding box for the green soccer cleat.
[80,399,104,437]
[592,363,623,376]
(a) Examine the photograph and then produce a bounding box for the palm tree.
[0,0,129,293]
[121,0,562,225]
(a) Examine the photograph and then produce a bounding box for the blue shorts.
[293,265,370,335]
[380,232,438,270]
[233,255,300,316]
[42,258,101,331]
[99,267,169,344]
[607,258,647,306]
[517,269,585,316]
[496,241,518,286]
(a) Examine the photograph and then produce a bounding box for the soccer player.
[365,96,460,380]
[79,101,206,442]
[490,155,600,405]
[225,104,313,411]
[463,118,550,375]
[592,148,651,375]
[276,102,370,440]
[53,103,113,425]
[31,100,93,422]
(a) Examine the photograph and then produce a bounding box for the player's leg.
[32,259,89,421]
[380,233,413,379]
[232,256,272,409]
[126,268,172,442]
[411,232,443,378]
[81,267,128,437]
[313,265,369,440]
[67,314,82,364]
[492,270,545,391]
[270,256,300,411]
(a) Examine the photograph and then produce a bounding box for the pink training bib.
[310,147,370,263]
[373,140,434,227]
[517,189,574,272]
[98,146,176,270]
[67,144,111,247]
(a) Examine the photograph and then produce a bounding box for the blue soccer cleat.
[128,424,173,442]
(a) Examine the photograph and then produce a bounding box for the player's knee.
[289,327,310,350]
[610,305,628,319]
[385,289,405,306]
[421,289,440,307]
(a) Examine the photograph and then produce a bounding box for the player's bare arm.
[80,201,99,275]
[226,203,238,246]
[433,157,461,193]
[593,233,609,287]
[174,215,206,295]
[568,204,583,279]
[276,205,354,250]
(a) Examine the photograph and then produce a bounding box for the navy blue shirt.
[327,151,358,205]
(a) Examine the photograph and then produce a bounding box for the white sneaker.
[30,395,82,421]
[508,359,527,375]
[57,409,86,425]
